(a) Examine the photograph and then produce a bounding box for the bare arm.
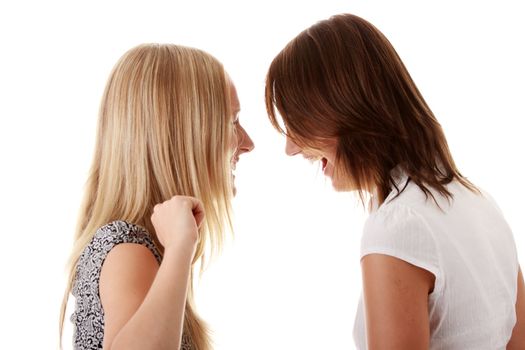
[361,254,435,350]
[507,266,525,349]
[100,243,192,350]
[100,196,203,350]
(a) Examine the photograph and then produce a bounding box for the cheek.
[325,153,337,170]
[327,160,337,176]
[327,151,338,166]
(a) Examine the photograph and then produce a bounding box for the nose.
[237,125,255,155]
[285,136,301,156]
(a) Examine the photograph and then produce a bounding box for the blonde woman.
[59,44,254,350]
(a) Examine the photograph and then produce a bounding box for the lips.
[321,157,328,172]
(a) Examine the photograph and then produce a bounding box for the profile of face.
[228,80,254,195]
[284,136,348,191]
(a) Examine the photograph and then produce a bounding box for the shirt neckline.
[368,165,410,213]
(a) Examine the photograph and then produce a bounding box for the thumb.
[183,196,205,228]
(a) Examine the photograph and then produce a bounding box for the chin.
[330,177,354,192]
[331,182,347,192]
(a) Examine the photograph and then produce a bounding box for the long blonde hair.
[59,44,234,349]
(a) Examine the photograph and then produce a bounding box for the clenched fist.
[151,196,205,255]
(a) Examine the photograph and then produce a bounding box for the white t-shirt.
[353,174,519,350]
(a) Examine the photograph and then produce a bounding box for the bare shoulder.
[100,243,159,292]
[100,243,160,349]
[361,253,435,291]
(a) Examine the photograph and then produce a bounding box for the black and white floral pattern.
[70,220,194,349]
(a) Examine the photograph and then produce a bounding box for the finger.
[190,200,205,223]
[172,196,205,226]
[153,203,161,212]
[193,208,205,228]
[183,197,205,226]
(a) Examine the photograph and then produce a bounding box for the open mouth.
[321,157,328,172]
[231,162,237,179]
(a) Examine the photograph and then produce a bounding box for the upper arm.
[99,243,160,350]
[508,265,525,349]
[361,253,435,350]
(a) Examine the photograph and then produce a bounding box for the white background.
[0,1,523,349]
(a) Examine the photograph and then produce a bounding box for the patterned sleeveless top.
[70,220,194,349]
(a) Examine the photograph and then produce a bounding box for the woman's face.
[285,136,348,191]
[229,81,254,195]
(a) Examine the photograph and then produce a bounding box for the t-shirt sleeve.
[72,220,163,301]
[361,203,442,292]
[91,220,162,265]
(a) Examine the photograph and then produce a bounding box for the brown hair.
[265,13,478,206]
